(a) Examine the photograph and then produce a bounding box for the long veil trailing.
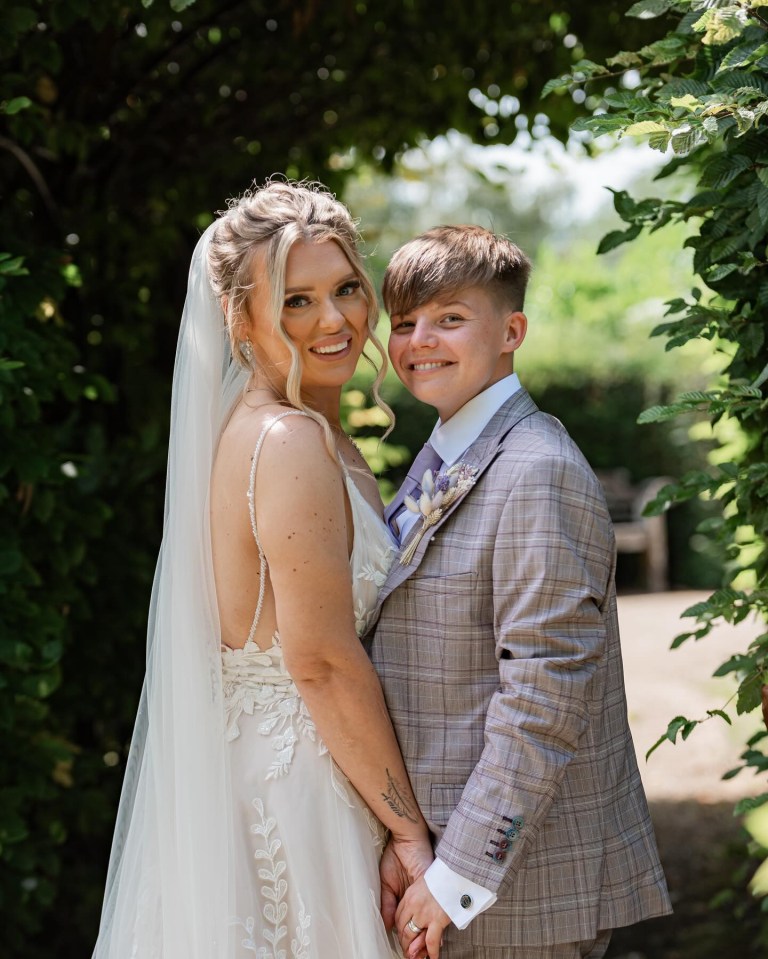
[93,223,248,958]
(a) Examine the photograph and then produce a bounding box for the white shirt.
[397,374,522,928]
[430,372,522,467]
[397,374,522,542]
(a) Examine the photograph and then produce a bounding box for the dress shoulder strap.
[245,409,310,644]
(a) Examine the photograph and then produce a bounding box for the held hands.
[380,836,450,959]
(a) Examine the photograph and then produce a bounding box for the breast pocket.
[405,571,495,688]
[406,569,479,589]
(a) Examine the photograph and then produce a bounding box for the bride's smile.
[246,238,370,402]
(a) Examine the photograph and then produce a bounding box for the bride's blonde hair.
[207,177,392,455]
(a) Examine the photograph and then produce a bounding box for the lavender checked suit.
[369,389,671,950]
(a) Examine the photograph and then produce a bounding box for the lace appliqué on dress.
[222,639,325,779]
[234,797,311,959]
[353,540,397,636]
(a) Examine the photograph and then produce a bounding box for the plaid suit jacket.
[370,390,671,947]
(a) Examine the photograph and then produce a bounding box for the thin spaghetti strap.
[245,409,310,644]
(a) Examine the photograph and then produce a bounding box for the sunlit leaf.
[624,120,669,134]
[626,0,677,19]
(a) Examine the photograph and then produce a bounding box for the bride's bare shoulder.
[218,402,336,485]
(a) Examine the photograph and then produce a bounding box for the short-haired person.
[371,225,672,959]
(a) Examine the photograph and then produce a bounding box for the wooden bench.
[595,469,671,592]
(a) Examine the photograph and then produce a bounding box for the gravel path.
[618,590,765,804]
[606,592,767,958]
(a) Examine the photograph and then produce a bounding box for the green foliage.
[0,252,114,950]
[548,0,768,822]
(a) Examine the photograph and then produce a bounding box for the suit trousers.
[439,929,612,959]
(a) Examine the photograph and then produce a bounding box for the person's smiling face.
[387,286,526,421]
[247,238,369,395]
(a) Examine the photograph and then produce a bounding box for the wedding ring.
[406,918,424,934]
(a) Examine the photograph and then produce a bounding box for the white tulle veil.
[93,222,248,958]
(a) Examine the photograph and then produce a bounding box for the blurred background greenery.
[0,1,740,954]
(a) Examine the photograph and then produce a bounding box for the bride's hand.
[395,878,450,959]
[379,835,434,931]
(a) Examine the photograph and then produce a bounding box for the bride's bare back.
[210,400,382,652]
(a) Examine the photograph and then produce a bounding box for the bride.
[92,179,433,959]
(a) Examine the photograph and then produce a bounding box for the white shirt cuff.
[423,858,497,930]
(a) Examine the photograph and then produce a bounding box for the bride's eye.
[337,279,361,297]
[285,294,309,309]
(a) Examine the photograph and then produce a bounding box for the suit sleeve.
[434,452,615,892]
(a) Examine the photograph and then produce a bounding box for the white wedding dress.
[221,413,401,959]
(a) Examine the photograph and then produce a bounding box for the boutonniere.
[400,463,478,565]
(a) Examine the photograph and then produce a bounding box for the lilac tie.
[388,442,443,537]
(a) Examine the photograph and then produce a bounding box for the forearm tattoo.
[381,768,418,823]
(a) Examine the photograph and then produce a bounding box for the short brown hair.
[382,224,532,317]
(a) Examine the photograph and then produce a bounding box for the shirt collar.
[429,374,522,467]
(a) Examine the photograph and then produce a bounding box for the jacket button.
[460,894,472,909]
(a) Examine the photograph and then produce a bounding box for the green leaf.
[646,715,700,758]
[541,75,572,98]
[701,153,752,189]
[649,131,672,151]
[705,262,739,281]
[706,708,733,725]
[596,223,642,254]
[639,36,693,65]
[717,37,768,73]
[736,793,768,817]
[670,94,701,110]
[694,8,746,47]
[0,254,28,275]
[658,78,710,100]
[571,58,611,78]
[169,0,198,10]
[670,125,704,155]
[2,97,32,116]
[0,358,25,371]
[626,0,676,19]
[606,51,644,68]
[752,361,768,389]
[624,120,669,135]
[737,673,764,714]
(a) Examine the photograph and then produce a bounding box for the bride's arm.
[255,416,430,853]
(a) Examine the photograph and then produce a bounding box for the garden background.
[2,1,768,956]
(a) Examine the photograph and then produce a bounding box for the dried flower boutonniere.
[399,463,478,565]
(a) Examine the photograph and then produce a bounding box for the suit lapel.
[375,390,539,612]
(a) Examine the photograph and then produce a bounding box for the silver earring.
[240,339,254,364]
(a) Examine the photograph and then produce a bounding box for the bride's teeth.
[313,341,348,354]
[413,362,447,370]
